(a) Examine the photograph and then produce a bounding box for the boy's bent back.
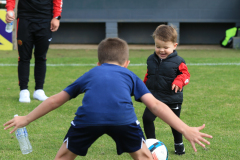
[64,62,149,126]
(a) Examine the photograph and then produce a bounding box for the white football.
[145,139,168,160]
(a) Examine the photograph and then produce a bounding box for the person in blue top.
[4,38,212,160]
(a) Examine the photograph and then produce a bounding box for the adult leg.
[55,142,78,160]
[17,18,34,90]
[129,141,153,160]
[142,107,157,139]
[33,21,52,90]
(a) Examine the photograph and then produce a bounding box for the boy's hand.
[183,124,212,152]
[172,84,182,93]
[3,116,29,134]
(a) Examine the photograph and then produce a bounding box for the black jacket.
[145,50,186,104]
[18,0,53,19]
[6,0,62,19]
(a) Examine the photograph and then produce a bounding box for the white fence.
[0,1,6,4]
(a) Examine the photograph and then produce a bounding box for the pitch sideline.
[1,63,240,67]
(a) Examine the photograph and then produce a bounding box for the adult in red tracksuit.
[142,50,190,155]
[5,0,62,103]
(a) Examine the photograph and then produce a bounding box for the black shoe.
[175,143,185,155]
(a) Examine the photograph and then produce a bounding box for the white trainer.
[19,89,31,103]
[33,89,48,101]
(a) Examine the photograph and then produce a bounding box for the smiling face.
[154,38,178,59]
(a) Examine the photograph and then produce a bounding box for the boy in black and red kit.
[5,0,62,103]
[142,24,190,155]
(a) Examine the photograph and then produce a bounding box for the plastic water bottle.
[5,12,13,33]
[14,114,32,154]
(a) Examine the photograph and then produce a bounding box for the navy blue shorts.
[63,121,145,156]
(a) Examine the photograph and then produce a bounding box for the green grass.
[0,48,240,160]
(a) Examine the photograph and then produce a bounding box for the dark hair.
[152,24,178,43]
[98,38,129,65]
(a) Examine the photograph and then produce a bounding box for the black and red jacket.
[143,50,190,104]
[6,0,62,19]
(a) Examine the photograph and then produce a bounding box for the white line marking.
[0,63,240,67]
[187,63,240,66]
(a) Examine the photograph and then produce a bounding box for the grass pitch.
[0,48,240,160]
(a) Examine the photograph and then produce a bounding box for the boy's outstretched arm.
[4,91,70,134]
[141,93,212,152]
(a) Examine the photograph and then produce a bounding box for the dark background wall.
[52,0,240,44]
[52,23,105,44]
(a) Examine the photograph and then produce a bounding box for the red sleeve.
[172,62,190,89]
[5,0,15,11]
[53,0,63,18]
[143,70,148,84]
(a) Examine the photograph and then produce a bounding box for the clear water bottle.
[5,12,13,33]
[14,115,33,154]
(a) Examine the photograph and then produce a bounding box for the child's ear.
[97,62,101,66]
[174,43,178,49]
[123,60,130,68]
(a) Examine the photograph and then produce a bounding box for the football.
[145,139,168,160]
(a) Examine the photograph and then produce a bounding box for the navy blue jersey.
[64,63,150,126]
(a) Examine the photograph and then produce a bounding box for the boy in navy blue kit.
[4,38,212,160]
[142,24,190,155]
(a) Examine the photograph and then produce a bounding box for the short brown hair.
[152,24,178,43]
[98,38,129,65]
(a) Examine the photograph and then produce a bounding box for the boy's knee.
[54,152,77,160]
[55,142,77,160]
[130,142,153,160]
[142,114,155,123]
